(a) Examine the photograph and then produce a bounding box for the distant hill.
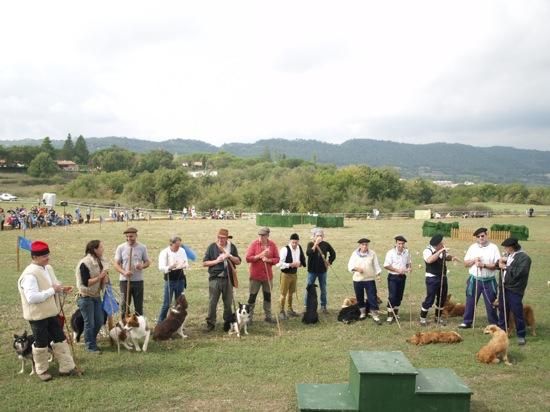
[1,136,549,185]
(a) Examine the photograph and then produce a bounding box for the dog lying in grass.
[476,324,512,366]
[407,331,463,345]
[442,294,465,318]
[337,296,383,324]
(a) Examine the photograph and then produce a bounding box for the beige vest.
[75,254,108,297]
[18,264,60,321]
[352,254,377,282]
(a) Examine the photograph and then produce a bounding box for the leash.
[472,266,480,333]
[499,266,509,332]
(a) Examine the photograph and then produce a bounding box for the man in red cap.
[17,240,81,381]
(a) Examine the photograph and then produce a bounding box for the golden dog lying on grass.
[407,331,463,345]
[476,324,512,366]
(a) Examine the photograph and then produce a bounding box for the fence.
[451,228,510,242]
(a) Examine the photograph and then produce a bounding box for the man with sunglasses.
[458,227,501,329]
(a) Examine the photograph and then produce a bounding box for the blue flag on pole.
[102,283,119,316]
[18,236,32,252]
[182,244,197,261]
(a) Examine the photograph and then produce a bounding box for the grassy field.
[1,216,549,411]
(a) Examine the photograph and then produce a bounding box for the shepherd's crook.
[264,260,282,336]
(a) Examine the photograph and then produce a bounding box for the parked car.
[0,193,18,201]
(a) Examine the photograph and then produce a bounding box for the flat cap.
[501,237,519,247]
[123,227,138,234]
[430,234,443,246]
[258,227,270,236]
[357,238,370,244]
[394,235,407,242]
[473,227,488,237]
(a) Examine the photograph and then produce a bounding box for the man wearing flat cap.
[458,228,501,329]
[347,238,382,323]
[276,233,306,320]
[497,237,531,345]
[383,235,412,324]
[245,227,280,324]
[18,240,80,381]
[203,228,241,331]
[306,228,336,313]
[419,234,458,326]
[113,227,150,316]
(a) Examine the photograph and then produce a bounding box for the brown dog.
[442,294,465,318]
[507,305,536,337]
[407,331,463,345]
[153,294,188,341]
[492,301,536,337]
[476,324,512,366]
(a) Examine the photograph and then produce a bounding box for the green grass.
[1,217,549,411]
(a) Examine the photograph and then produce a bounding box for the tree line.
[3,136,550,211]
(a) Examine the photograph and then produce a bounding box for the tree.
[27,152,58,177]
[40,136,56,159]
[133,149,175,173]
[60,133,75,160]
[90,146,136,172]
[74,135,90,164]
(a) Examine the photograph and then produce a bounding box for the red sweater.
[245,239,280,281]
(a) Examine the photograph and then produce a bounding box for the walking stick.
[384,281,401,329]
[264,260,282,337]
[58,290,81,372]
[436,250,447,328]
[471,265,480,333]
[125,247,133,317]
[500,266,508,333]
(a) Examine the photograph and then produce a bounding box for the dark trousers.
[353,280,379,311]
[463,276,498,325]
[421,276,447,317]
[29,316,66,348]
[120,280,144,316]
[498,289,526,338]
[387,274,407,311]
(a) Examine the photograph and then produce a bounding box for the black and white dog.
[13,331,36,375]
[227,302,251,338]
[302,284,319,324]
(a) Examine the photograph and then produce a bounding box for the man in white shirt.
[383,235,412,324]
[458,228,501,329]
[157,235,189,322]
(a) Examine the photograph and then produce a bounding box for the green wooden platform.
[296,351,472,412]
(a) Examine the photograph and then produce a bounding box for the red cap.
[31,241,50,256]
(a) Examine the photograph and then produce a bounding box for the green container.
[317,215,344,228]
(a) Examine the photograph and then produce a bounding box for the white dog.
[123,314,151,352]
[109,320,134,353]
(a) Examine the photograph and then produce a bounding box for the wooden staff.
[436,250,447,328]
[264,259,282,337]
[472,264,480,333]
[125,247,133,317]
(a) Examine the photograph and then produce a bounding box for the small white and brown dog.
[228,303,251,338]
[110,313,151,352]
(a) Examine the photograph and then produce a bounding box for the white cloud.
[1,0,549,151]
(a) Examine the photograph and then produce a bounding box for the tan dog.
[442,294,465,318]
[341,297,357,308]
[407,331,463,345]
[476,324,512,366]
[492,301,536,336]
[507,305,536,337]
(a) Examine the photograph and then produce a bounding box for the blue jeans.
[498,289,525,338]
[77,296,104,351]
[158,279,185,322]
[354,280,379,311]
[305,271,327,308]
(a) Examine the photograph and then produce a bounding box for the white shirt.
[158,246,189,274]
[20,263,57,304]
[384,247,411,274]
[277,243,302,270]
[464,242,501,279]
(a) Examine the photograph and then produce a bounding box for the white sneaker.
[387,316,394,324]
[419,318,427,326]
[359,312,366,320]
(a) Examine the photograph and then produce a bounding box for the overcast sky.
[1,1,550,151]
